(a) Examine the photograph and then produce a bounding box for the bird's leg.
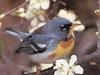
[36,64,41,75]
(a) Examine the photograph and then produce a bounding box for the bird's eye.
[60,25,67,31]
[60,23,72,31]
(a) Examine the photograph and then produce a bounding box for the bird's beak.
[70,23,85,32]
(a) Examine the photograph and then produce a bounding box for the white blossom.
[0,14,5,19]
[57,9,85,32]
[54,55,84,75]
[73,25,85,32]
[17,8,25,13]
[57,9,76,22]
[28,0,50,10]
[18,13,26,18]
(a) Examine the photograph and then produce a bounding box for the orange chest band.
[51,38,75,58]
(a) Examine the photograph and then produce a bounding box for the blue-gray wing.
[16,34,58,54]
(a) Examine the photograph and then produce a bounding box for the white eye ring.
[61,25,64,27]
[60,24,67,31]
[63,28,67,31]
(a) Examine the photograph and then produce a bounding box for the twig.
[96,20,100,49]
[22,66,54,75]
[3,1,28,16]
[96,0,100,49]
[48,0,60,19]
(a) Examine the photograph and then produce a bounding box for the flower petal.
[69,55,77,65]
[33,3,41,9]
[73,25,85,32]
[53,63,62,70]
[54,59,69,71]
[40,63,53,70]
[29,0,38,5]
[73,65,84,74]
[56,59,68,64]
[57,9,76,22]
[40,0,50,10]
[68,70,74,75]
[54,70,67,75]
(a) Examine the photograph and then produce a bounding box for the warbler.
[5,17,83,63]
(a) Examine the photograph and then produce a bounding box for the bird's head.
[44,17,84,40]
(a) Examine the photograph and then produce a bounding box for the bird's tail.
[4,27,30,41]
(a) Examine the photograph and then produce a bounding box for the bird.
[5,17,83,74]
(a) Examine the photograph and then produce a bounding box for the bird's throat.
[51,38,75,58]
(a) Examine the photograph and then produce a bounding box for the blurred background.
[0,0,99,75]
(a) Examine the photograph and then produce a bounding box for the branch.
[97,20,100,49]
[22,66,54,75]
[78,0,100,71]
[2,1,28,16]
